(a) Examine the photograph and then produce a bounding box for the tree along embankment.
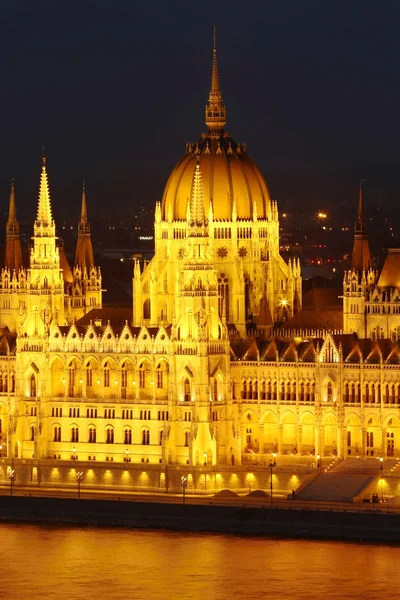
[0,496,400,542]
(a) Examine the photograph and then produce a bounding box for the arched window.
[86,364,93,387]
[10,374,15,393]
[184,378,191,402]
[2,374,7,393]
[124,428,132,444]
[121,363,128,388]
[30,374,36,398]
[184,431,190,447]
[30,425,35,441]
[142,429,150,445]
[157,365,163,389]
[217,274,229,320]
[88,427,96,443]
[103,362,110,387]
[53,426,61,442]
[344,382,349,403]
[71,427,79,443]
[159,430,164,446]
[139,365,146,388]
[327,382,333,402]
[69,365,75,388]
[106,427,114,444]
[143,298,151,320]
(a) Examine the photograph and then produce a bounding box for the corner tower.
[23,151,65,335]
[343,182,373,336]
[68,182,102,321]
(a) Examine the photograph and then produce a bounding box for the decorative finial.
[213,25,216,50]
[42,146,46,167]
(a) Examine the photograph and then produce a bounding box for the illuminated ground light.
[50,467,60,482]
[85,469,95,483]
[139,471,150,486]
[104,469,113,483]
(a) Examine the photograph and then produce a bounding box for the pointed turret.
[351,180,372,272]
[36,149,54,229]
[190,161,206,226]
[205,27,226,133]
[5,179,23,272]
[75,181,94,272]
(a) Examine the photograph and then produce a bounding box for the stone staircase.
[296,473,375,502]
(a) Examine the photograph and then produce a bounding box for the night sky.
[1,0,400,224]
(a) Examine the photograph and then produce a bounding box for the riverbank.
[1,495,400,542]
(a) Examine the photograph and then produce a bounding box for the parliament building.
[1,40,400,495]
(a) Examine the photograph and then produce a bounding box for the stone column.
[296,425,303,455]
[361,427,366,457]
[382,428,387,459]
[277,425,283,454]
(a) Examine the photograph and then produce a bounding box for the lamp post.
[317,454,321,468]
[203,451,207,467]
[380,457,383,470]
[124,449,130,463]
[76,471,83,498]
[181,475,188,504]
[72,446,76,462]
[8,468,15,496]
[269,453,276,508]
[0,444,2,458]
[380,457,384,501]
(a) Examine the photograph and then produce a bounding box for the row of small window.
[51,408,169,420]
[239,381,316,401]
[67,366,166,389]
[52,427,156,446]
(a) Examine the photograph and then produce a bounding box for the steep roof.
[377,248,400,288]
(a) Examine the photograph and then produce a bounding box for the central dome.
[161,36,272,222]
[161,134,271,221]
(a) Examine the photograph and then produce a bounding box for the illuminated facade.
[0,40,400,495]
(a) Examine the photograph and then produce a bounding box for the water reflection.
[0,524,399,599]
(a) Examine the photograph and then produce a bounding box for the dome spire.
[205,26,226,134]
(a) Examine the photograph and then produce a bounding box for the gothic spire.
[205,26,226,133]
[351,180,372,272]
[5,178,23,272]
[80,180,88,223]
[36,148,54,227]
[75,180,94,272]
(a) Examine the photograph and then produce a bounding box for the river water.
[1,523,398,599]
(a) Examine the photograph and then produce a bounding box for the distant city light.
[317,212,327,219]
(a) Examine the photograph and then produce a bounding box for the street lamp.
[317,454,321,468]
[181,475,188,504]
[72,446,76,462]
[76,471,84,498]
[124,449,130,463]
[8,468,15,496]
[380,457,383,471]
[0,444,2,458]
[203,451,207,467]
[269,453,276,508]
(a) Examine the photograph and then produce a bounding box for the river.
[1,523,398,599]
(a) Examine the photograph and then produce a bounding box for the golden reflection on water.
[1,524,400,600]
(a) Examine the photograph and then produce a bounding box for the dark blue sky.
[1,0,400,222]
